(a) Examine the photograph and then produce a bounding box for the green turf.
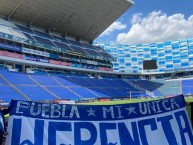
[186,106,191,120]
[186,98,193,119]
[88,99,156,105]
[185,97,193,103]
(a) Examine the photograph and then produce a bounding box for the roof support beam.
[62,33,67,38]
[47,18,62,33]
[28,11,42,28]
[7,0,24,20]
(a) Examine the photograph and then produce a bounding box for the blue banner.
[6,95,193,145]
[0,43,22,52]
[23,55,48,63]
[50,53,59,59]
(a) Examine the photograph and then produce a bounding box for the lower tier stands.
[29,74,60,86]
[102,88,126,97]
[69,87,98,99]
[16,86,56,100]
[151,79,182,96]
[0,71,36,85]
[2,70,193,102]
[182,79,193,95]
[46,87,80,100]
[0,85,25,102]
[0,70,148,102]
[130,80,163,97]
[53,76,79,87]
[0,76,5,84]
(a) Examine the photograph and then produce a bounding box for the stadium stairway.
[66,77,118,98]
[28,75,60,99]
[0,72,30,101]
[54,76,104,99]
[52,75,100,99]
[83,87,100,98]
[50,76,83,99]
[28,74,95,100]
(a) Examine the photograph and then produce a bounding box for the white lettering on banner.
[6,109,193,145]
[16,101,80,119]
[5,96,193,145]
[86,60,98,65]
[15,99,182,119]
[22,47,50,57]
[103,106,115,119]
[139,99,180,115]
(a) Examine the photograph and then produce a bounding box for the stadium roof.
[0,0,133,42]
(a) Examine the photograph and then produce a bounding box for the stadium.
[0,0,193,144]
[0,1,192,102]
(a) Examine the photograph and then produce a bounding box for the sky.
[94,0,193,45]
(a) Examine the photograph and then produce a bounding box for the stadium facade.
[95,37,193,74]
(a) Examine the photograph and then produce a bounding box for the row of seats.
[2,70,193,102]
[10,23,113,60]
[0,86,24,102]
[0,47,112,72]
[0,70,146,102]
[17,86,56,100]
[130,80,163,97]
[0,71,35,85]
[182,79,193,95]
[150,79,182,96]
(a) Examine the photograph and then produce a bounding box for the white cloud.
[101,21,127,36]
[117,11,193,44]
[131,13,143,25]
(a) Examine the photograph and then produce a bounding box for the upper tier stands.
[0,42,113,72]
[53,41,73,51]
[33,30,53,39]
[32,35,56,47]
[0,20,113,60]
[15,24,35,34]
